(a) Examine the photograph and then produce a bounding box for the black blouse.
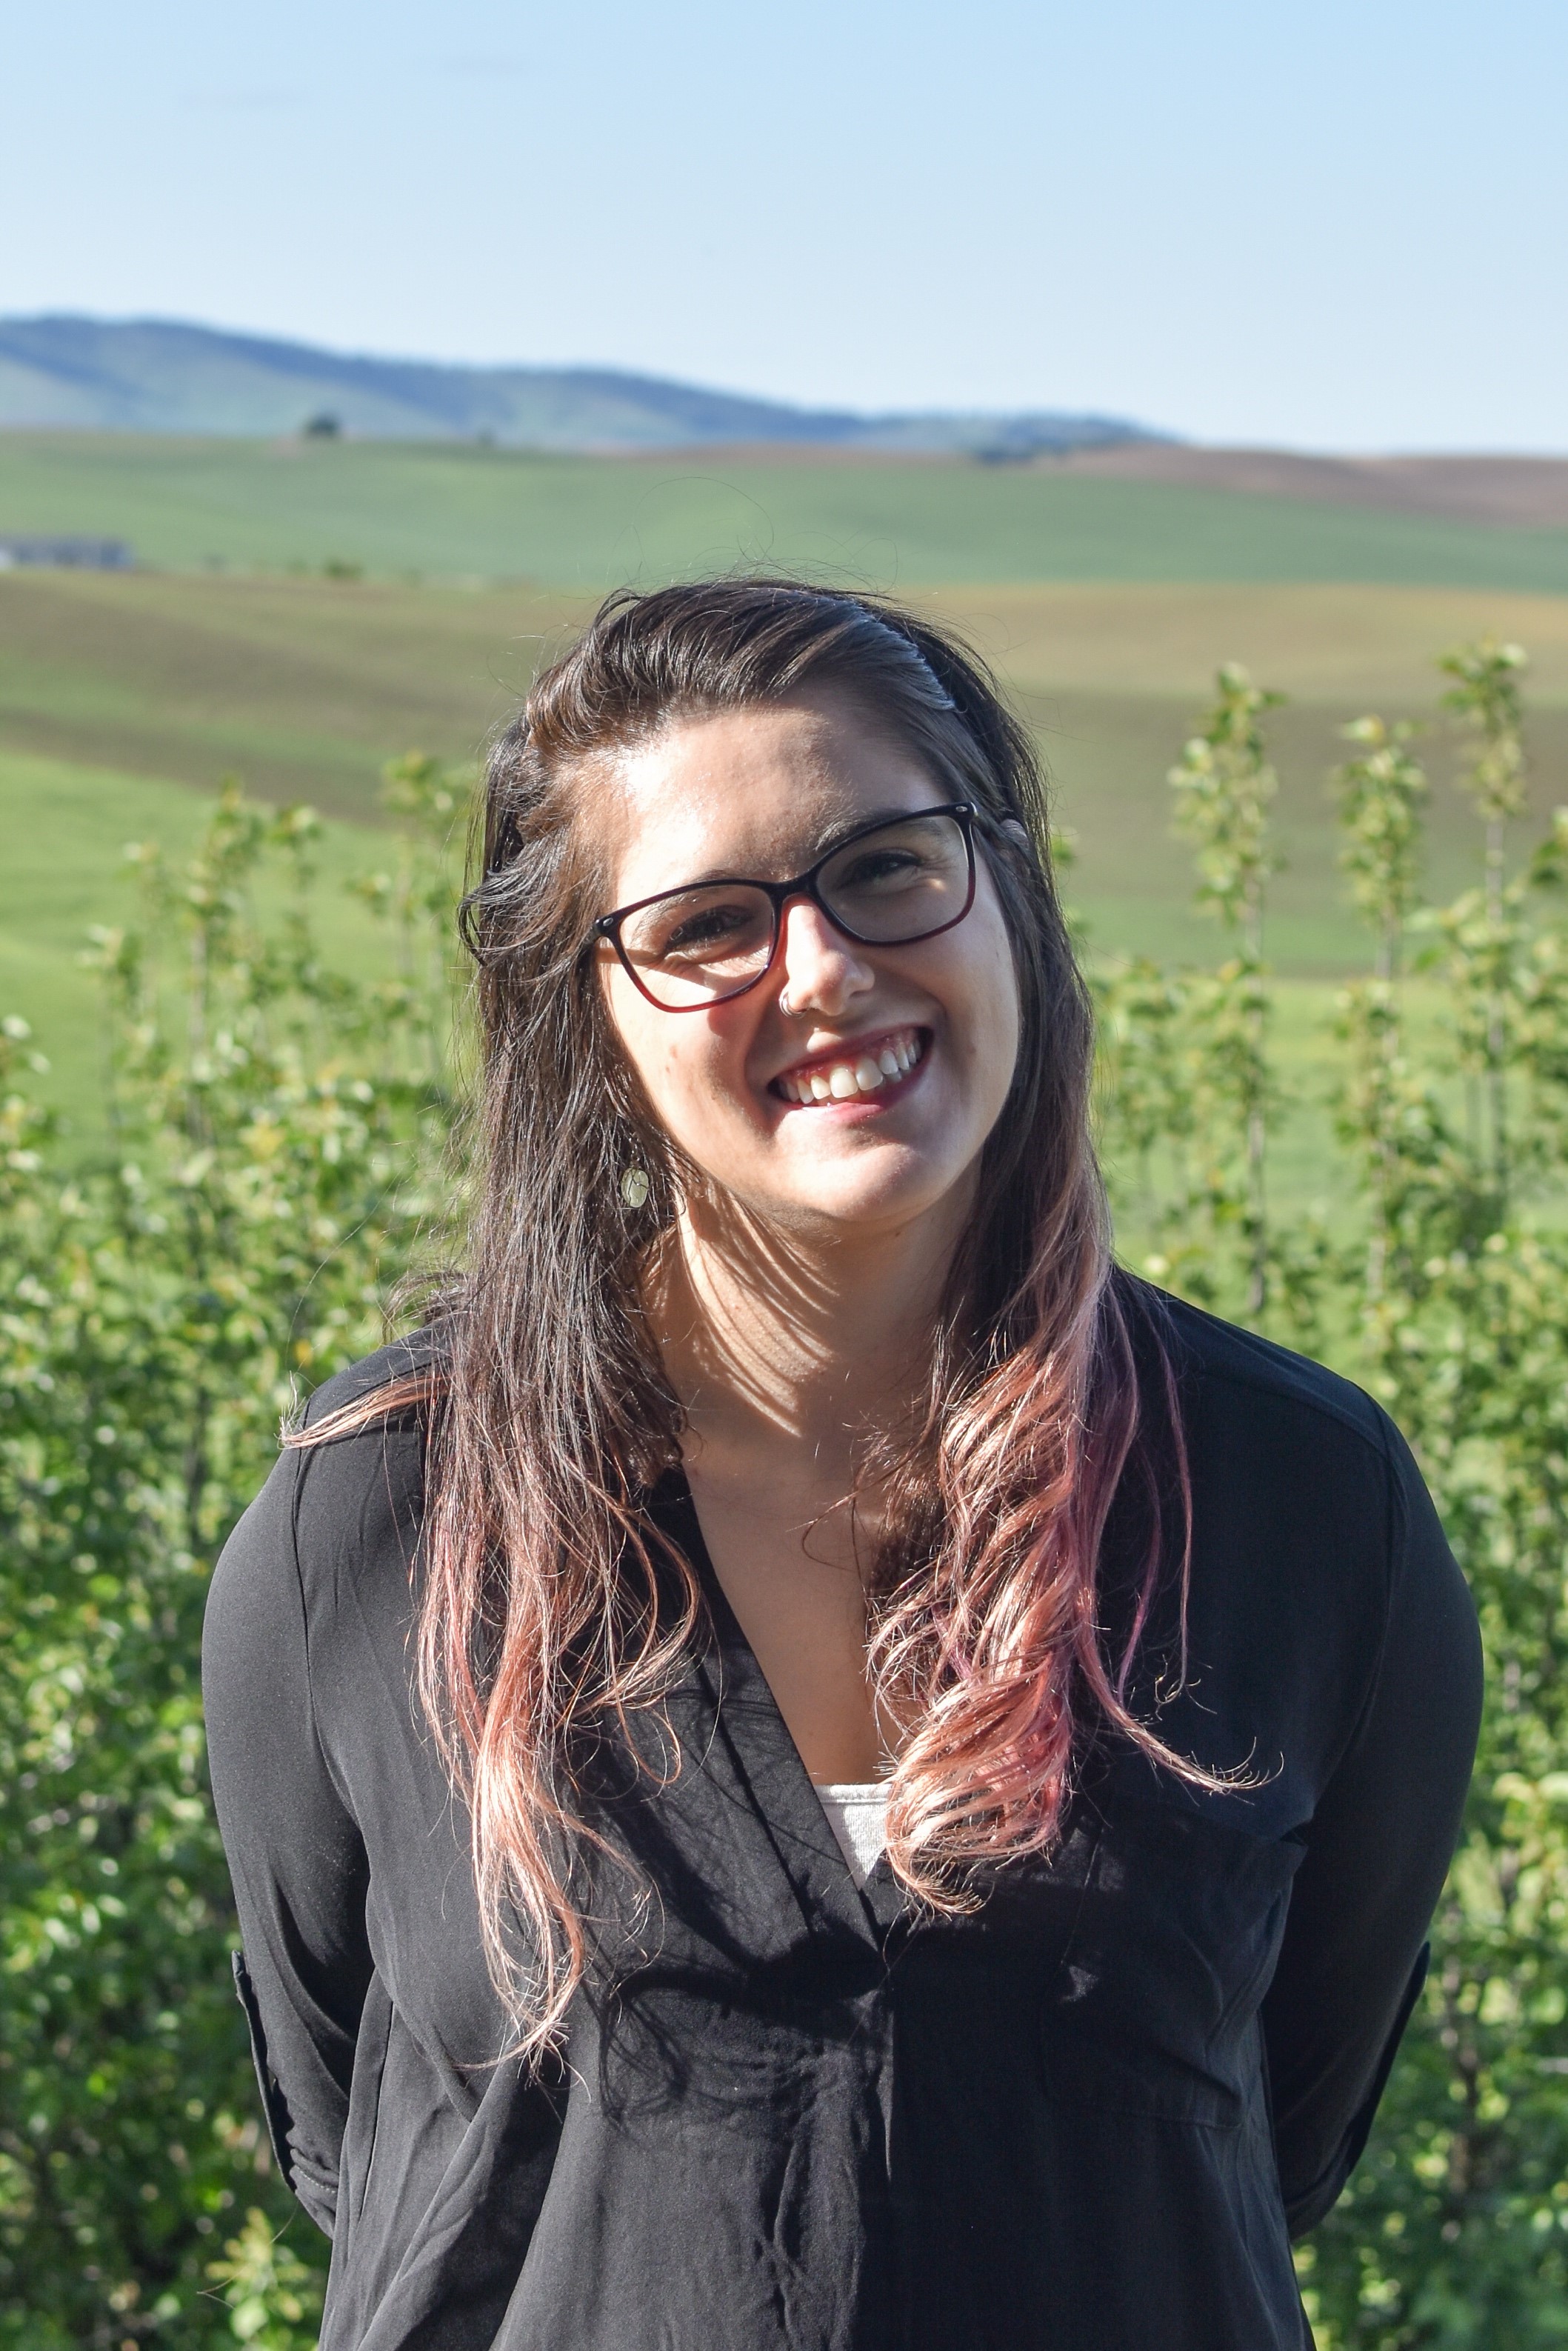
[203,1293,1481,2351]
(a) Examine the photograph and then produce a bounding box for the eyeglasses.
[594,803,978,1012]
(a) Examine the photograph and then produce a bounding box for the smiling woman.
[201,580,1481,2351]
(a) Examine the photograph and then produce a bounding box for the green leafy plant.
[207,2210,323,2348]
[1095,664,1333,1334]
[0,757,464,2347]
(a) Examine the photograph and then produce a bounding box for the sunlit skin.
[599,690,1021,1781]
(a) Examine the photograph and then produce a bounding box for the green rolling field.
[2,436,1564,1156]
[4,431,1568,591]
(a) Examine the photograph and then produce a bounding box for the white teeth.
[779,1030,924,1105]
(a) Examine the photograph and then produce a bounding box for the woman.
[204,581,1481,2351]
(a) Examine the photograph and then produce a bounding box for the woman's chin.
[741,1143,968,1241]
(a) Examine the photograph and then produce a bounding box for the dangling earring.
[620,1167,650,1210]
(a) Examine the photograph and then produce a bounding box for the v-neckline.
[648,1473,902,1944]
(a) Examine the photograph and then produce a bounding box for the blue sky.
[4,0,1564,450]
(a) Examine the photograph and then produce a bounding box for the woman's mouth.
[770,1026,929,1106]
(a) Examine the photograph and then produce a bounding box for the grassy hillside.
[5,433,1568,593]
[938,578,1568,964]
[0,569,576,813]
[5,570,1563,1142]
[4,572,1562,880]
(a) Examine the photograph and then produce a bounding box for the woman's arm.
[203,1448,375,2236]
[1261,1418,1483,2236]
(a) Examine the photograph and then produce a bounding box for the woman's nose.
[774,898,876,1018]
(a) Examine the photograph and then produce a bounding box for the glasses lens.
[818,811,971,942]
[617,884,776,1009]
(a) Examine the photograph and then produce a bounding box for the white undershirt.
[813,1781,890,1890]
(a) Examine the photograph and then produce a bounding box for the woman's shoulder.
[1147,1286,1392,1462]
[1139,1285,1454,1638]
[205,1334,448,1796]
[298,1322,447,1433]
[287,1327,444,1588]
[1124,1287,1469,1804]
[1134,1281,1445,1607]
[210,1327,443,1635]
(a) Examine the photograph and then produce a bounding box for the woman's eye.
[655,901,760,959]
[838,850,926,892]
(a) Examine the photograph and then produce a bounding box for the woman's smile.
[769,1023,930,1109]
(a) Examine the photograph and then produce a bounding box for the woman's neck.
[650,1182,968,1495]
[647,1183,973,1782]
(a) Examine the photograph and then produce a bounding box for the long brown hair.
[296,580,1201,2058]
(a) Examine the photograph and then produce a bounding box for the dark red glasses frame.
[593,803,979,1010]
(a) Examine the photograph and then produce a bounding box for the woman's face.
[598,690,1021,1246]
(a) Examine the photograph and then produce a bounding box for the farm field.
[4,568,1563,899]
[8,571,1564,825]
[5,430,1568,591]
[4,438,1564,1161]
[4,564,1562,1163]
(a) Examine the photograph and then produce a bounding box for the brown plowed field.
[1044,447,1568,530]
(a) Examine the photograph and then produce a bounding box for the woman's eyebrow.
[673,800,938,890]
[809,801,932,859]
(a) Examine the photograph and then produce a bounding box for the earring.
[620,1167,650,1210]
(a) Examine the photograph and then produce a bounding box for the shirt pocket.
[1040,1795,1305,2129]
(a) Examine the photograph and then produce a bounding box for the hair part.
[295,578,1209,2057]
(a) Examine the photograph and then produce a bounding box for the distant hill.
[0,316,1161,456]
